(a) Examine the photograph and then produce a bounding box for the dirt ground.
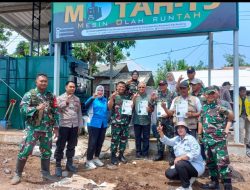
[1,137,250,190]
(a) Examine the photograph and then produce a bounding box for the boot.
[111,152,118,165]
[55,159,62,177]
[200,176,219,189]
[223,178,233,190]
[41,159,58,182]
[11,159,27,185]
[153,152,164,161]
[66,158,77,173]
[118,152,127,164]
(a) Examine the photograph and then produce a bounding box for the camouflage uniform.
[110,94,131,155]
[125,79,139,137]
[18,88,59,160]
[191,88,206,105]
[154,90,177,163]
[126,80,139,99]
[200,101,232,180]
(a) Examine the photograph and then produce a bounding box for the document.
[157,101,166,118]
[175,100,188,118]
[138,100,148,115]
[121,100,133,115]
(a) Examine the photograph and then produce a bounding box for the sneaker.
[92,158,104,167]
[176,186,192,190]
[85,160,97,170]
[189,177,196,188]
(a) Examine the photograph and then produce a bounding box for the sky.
[6,2,250,75]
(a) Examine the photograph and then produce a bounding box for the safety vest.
[239,96,250,116]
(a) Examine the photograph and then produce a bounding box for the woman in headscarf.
[166,72,177,93]
[157,121,205,190]
[84,85,108,170]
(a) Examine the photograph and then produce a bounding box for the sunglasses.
[138,87,145,88]
[180,87,187,89]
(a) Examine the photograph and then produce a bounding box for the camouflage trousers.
[205,140,232,180]
[155,119,175,160]
[18,129,53,160]
[110,123,129,154]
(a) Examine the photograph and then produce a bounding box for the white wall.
[171,69,250,90]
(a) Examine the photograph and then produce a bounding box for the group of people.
[10,66,248,190]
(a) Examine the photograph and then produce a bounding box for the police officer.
[11,73,59,185]
[151,80,177,164]
[54,81,83,176]
[198,86,234,190]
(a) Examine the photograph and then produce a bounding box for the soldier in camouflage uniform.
[198,86,234,190]
[126,70,140,137]
[11,73,59,185]
[151,80,177,164]
[125,70,140,99]
[108,81,131,165]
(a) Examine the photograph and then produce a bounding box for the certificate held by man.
[176,100,188,118]
[138,100,148,115]
[157,101,167,118]
[122,100,133,115]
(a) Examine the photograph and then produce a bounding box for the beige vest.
[173,95,198,130]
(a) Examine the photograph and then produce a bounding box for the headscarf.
[95,85,105,97]
[166,72,177,92]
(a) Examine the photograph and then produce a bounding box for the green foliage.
[12,41,30,57]
[72,40,136,75]
[12,41,49,57]
[0,22,12,56]
[224,53,250,67]
[154,58,208,87]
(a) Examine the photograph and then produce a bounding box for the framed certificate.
[138,100,148,115]
[121,100,133,115]
[176,100,188,118]
[157,101,166,117]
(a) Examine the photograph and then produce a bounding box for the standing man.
[11,73,59,185]
[163,80,202,139]
[213,85,232,111]
[54,81,83,177]
[198,86,234,190]
[132,82,154,158]
[176,67,204,94]
[220,81,233,109]
[239,86,250,146]
[108,81,131,165]
[151,80,177,164]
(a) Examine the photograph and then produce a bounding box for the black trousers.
[165,160,198,188]
[87,125,107,160]
[134,124,150,156]
[54,126,78,161]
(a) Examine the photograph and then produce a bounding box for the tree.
[0,22,12,56]
[72,40,136,75]
[13,40,29,57]
[12,41,49,57]
[224,53,250,67]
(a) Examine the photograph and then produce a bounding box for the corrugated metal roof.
[94,63,128,78]
[0,2,51,43]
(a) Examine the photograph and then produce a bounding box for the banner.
[52,2,238,42]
